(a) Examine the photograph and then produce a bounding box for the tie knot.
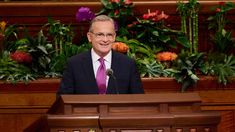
[99,57,105,64]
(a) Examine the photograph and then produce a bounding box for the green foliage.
[98,0,134,18]
[116,36,156,60]
[0,18,91,83]
[116,36,176,78]
[44,17,74,55]
[127,18,190,50]
[212,30,234,53]
[205,54,235,85]
[207,2,235,54]
[40,18,85,77]
[26,30,54,76]
[173,52,205,92]
[137,58,176,78]
[2,24,18,51]
[177,0,200,53]
[97,0,134,36]
[48,42,91,76]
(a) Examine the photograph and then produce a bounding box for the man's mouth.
[100,43,109,46]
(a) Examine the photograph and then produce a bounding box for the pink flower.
[215,8,221,12]
[10,51,32,63]
[143,14,149,19]
[142,10,169,22]
[156,11,169,21]
[124,0,132,5]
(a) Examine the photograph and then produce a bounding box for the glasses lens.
[91,32,114,39]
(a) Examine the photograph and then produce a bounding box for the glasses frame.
[90,31,116,40]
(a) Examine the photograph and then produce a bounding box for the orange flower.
[156,51,177,61]
[112,42,129,53]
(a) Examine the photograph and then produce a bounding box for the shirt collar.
[91,48,112,63]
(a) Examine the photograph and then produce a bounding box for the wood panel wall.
[0,0,234,52]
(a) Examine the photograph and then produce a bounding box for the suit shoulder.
[113,51,134,62]
[68,50,90,62]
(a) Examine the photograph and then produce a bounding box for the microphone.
[106,69,119,94]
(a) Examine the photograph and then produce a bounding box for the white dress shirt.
[91,48,112,87]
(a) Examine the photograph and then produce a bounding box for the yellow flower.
[0,21,7,33]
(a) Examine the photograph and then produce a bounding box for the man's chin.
[100,49,111,55]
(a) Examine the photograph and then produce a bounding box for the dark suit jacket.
[57,50,144,95]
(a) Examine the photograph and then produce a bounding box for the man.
[57,15,144,95]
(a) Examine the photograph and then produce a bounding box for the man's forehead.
[91,21,115,32]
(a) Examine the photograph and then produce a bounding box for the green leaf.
[152,31,159,36]
[37,45,48,54]
[158,35,170,43]
[176,36,190,48]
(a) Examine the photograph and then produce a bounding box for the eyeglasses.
[90,31,115,40]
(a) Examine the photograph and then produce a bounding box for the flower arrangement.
[127,9,190,51]
[0,0,234,91]
[203,2,235,85]
[207,2,235,54]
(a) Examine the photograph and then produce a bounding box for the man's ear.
[87,32,92,42]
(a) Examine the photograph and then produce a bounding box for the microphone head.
[106,69,113,76]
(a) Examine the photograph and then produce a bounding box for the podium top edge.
[60,93,201,104]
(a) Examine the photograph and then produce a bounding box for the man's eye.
[97,33,104,37]
[107,33,113,37]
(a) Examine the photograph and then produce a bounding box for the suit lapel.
[81,50,99,92]
[107,51,120,94]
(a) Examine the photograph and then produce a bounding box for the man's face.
[87,21,116,57]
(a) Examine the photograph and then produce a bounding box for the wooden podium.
[47,93,220,132]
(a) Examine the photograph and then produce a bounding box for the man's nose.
[102,35,109,41]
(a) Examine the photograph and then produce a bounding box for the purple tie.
[96,58,106,94]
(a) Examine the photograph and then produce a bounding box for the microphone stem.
[106,69,119,94]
